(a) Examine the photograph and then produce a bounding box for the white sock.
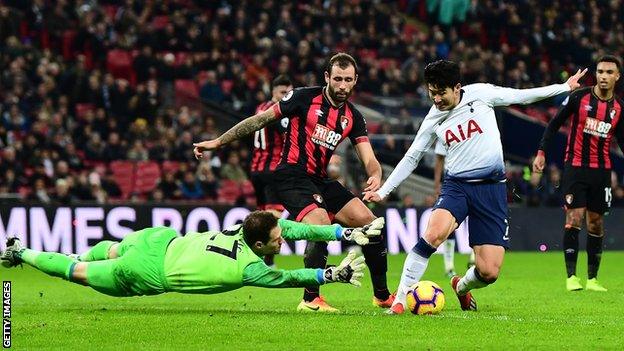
[393,251,430,307]
[469,250,476,265]
[443,239,455,272]
[457,266,488,295]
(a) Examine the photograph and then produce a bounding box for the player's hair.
[424,60,461,89]
[242,211,279,247]
[596,55,622,73]
[326,53,358,76]
[272,75,292,89]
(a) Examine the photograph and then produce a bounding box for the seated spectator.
[158,172,182,200]
[220,152,248,183]
[52,178,74,205]
[197,163,219,199]
[28,179,51,204]
[179,171,204,200]
[127,140,149,161]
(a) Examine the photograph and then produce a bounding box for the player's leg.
[468,249,476,268]
[251,173,277,267]
[300,208,337,311]
[583,170,610,291]
[451,181,509,311]
[443,231,457,277]
[561,166,586,290]
[1,238,80,281]
[390,208,458,313]
[585,211,606,291]
[334,197,391,307]
[452,244,504,311]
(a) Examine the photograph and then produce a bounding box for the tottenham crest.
[565,194,574,205]
[340,116,349,130]
[313,194,324,203]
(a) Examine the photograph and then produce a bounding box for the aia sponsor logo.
[444,119,483,146]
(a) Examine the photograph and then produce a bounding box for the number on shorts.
[605,187,612,207]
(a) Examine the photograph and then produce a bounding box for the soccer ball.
[406,281,445,315]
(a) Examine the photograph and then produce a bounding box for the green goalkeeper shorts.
[86,227,177,297]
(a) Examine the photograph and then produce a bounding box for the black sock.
[303,241,328,302]
[263,254,275,266]
[362,241,390,300]
[563,227,580,278]
[587,233,603,279]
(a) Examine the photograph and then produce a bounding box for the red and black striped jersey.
[271,86,369,178]
[539,87,624,169]
[250,100,289,173]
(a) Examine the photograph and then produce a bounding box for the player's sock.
[393,237,436,307]
[468,250,476,267]
[586,232,603,279]
[443,238,456,273]
[362,241,390,300]
[563,226,580,277]
[456,266,489,295]
[20,249,75,280]
[303,241,328,302]
[78,241,115,262]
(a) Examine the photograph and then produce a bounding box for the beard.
[327,84,351,103]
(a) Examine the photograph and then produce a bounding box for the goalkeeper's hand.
[323,250,366,287]
[341,217,385,245]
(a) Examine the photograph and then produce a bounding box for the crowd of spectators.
[0,1,623,206]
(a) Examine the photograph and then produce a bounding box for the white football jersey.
[377,82,570,199]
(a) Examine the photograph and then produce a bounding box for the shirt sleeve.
[242,261,324,288]
[348,107,369,145]
[273,88,306,119]
[614,104,624,153]
[376,107,439,199]
[278,219,342,241]
[475,83,571,107]
[537,92,579,153]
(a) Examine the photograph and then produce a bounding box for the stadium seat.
[241,180,255,197]
[62,30,77,60]
[110,161,135,199]
[217,180,242,204]
[75,103,95,120]
[135,161,161,194]
[106,49,134,82]
[221,80,234,95]
[152,16,170,30]
[161,161,180,175]
[175,79,199,99]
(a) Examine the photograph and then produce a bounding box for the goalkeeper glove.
[323,250,366,286]
[341,217,385,245]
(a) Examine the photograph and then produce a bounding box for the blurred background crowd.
[1,0,623,206]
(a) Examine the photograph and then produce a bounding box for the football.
[406,281,446,315]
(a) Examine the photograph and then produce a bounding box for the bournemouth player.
[364,60,586,313]
[533,55,623,292]
[193,53,391,312]
[250,75,293,267]
[1,211,385,297]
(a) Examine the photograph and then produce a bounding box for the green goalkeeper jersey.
[163,219,343,294]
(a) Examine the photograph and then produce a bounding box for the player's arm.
[532,94,578,173]
[363,110,439,202]
[354,141,382,192]
[279,218,383,245]
[481,68,586,107]
[242,250,365,288]
[193,108,279,158]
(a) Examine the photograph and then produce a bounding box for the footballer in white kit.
[364,60,587,314]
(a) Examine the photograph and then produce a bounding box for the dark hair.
[597,55,622,73]
[271,74,292,89]
[326,52,358,76]
[242,211,278,247]
[424,60,461,89]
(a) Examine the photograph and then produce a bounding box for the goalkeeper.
[1,211,382,298]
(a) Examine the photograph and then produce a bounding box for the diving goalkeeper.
[1,211,382,297]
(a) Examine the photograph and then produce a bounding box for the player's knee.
[423,229,448,248]
[476,267,499,284]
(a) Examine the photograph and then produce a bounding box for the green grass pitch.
[3,251,624,350]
